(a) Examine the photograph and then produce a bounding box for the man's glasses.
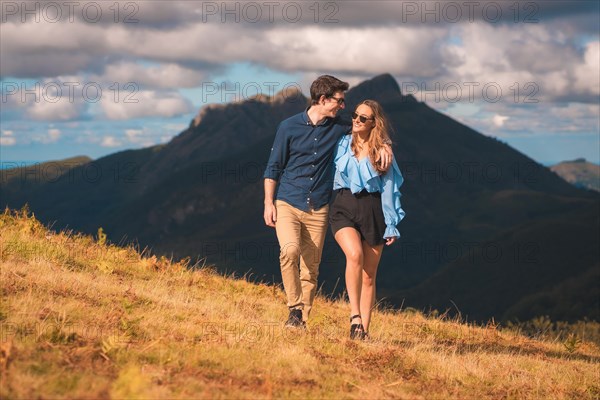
[352,112,374,124]
[328,96,345,105]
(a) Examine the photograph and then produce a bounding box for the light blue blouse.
[332,135,405,239]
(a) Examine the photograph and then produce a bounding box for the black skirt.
[329,188,386,246]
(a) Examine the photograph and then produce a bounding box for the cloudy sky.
[1,0,598,165]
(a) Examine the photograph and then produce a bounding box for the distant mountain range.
[550,158,600,192]
[1,74,598,323]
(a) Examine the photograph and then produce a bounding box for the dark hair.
[309,75,349,105]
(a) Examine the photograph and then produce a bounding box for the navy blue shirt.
[264,109,350,211]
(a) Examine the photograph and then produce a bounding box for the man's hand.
[378,144,393,171]
[264,202,277,227]
[385,237,397,246]
[264,178,277,228]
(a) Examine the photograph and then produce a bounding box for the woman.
[330,99,405,340]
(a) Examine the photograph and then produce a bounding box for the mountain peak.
[369,73,402,92]
[345,73,406,106]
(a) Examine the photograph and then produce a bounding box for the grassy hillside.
[1,208,599,399]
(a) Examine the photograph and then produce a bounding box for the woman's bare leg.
[334,227,364,322]
[360,241,384,332]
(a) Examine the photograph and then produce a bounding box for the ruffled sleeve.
[381,157,405,238]
[333,135,351,190]
[334,135,351,172]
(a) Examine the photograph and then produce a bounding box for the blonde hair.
[350,99,393,174]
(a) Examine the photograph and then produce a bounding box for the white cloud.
[492,115,509,128]
[260,26,449,78]
[444,100,600,139]
[1,0,598,165]
[100,136,122,147]
[437,24,599,103]
[164,123,188,131]
[124,128,156,146]
[30,127,63,144]
[45,128,61,143]
[4,1,594,30]
[0,137,16,146]
[0,130,16,146]
[100,90,193,120]
[93,61,208,89]
[125,129,142,141]
[27,98,85,121]
[2,78,90,121]
[0,14,449,81]
[573,41,600,98]
[549,103,600,122]
[2,10,597,107]
[0,20,108,77]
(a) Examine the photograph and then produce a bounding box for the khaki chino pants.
[275,200,329,321]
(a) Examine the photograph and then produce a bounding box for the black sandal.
[350,314,365,340]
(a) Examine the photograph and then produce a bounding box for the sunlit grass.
[1,207,599,399]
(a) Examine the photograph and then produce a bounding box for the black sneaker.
[285,309,305,328]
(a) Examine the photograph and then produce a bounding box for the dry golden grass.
[1,207,599,399]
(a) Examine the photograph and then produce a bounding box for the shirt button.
[310,177,313,180]
[314,152,317,155]
[311,164,315,168]
[314,138,317,141]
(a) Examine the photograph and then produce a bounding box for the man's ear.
[318,95,326,105]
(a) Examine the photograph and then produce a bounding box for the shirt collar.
[304,106,332,127]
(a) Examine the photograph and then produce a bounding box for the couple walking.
[263,75,405,339]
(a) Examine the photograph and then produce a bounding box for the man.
[263,75,391,328]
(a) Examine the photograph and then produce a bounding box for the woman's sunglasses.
[352,112,374,124]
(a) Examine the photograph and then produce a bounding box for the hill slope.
[1,208,599,399]
[0,156,91,195]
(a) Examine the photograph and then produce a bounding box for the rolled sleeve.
[263,123,289,181]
